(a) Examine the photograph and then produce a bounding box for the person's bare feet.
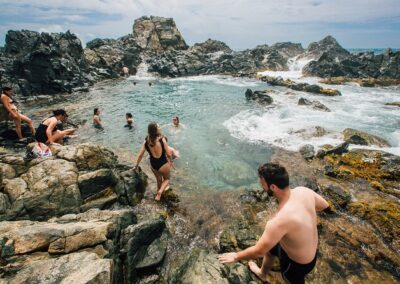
[248,261,269,283]
[155,192,162,201]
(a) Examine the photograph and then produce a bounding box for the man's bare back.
[271,187,320,264]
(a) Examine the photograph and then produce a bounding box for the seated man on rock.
[219,163,329,284]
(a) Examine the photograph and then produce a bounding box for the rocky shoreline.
[0,139,398,283]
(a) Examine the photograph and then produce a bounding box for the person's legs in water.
[19,113,35,135]
[155,163,171,201]
[248,252,275,282]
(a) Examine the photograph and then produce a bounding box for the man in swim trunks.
[219,163,329,284]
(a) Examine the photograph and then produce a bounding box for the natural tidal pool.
[28,74,400,193]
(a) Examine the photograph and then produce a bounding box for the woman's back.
[146,137,164,158]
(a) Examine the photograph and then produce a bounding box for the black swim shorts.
[269,244,317,284]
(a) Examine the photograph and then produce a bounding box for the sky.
[0,0,399,50]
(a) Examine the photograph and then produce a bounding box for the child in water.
[125,113,134,129]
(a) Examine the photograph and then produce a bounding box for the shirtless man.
[219,163,329,284]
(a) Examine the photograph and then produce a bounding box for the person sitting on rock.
[0,86,35,139]
[124,113,134,129]
[93,108,103,129]
[35,109,76,144]
[219,163,329,284]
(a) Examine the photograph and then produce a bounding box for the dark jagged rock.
[84,35,142,78]
[342,128,390,147]
[3,30,92,95]
[260,75,341,96]
[299,144,315,160]
[245,88,274,105]
[303,38,400,79]
[317,142,349,159]
[301,35,350,61]
[298,97,331,112]
[147,40,304,77]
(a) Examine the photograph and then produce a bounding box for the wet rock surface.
[260,75,342,96]
[343,128,390,147]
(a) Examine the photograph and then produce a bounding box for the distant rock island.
[0,15,399,95]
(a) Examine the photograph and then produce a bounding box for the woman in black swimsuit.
[35,109,76,144]
[134,122,173,201]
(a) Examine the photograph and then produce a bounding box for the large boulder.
[133,16,188,53]
[2,252,112,284]
[0,209,138,283]
[121,216,167,283]
[53,143,117,171]
[301,35,350,61]
[303,41,400,79]
[245,89,274,105]
[170,249,255,283]
[2,158,81,220]
[342,128,390,147]
[3,30,92,95]
[0,143,146,221]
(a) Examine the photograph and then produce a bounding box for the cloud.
[0,0,399,49]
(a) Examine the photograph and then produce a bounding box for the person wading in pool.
[219,163,329,284]
[134,122,173,201]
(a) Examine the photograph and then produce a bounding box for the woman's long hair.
[147,122,159,146]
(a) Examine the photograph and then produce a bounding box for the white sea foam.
[224,80,400,155]
[130,62,158,80]
[169,75,261,87]
[257,55,314,80]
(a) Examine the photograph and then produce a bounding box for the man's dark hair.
[126,112,133,118]
[53,109,68,117]
[258,163,289,190]
[2,86,12,92]
[94,108,99,115]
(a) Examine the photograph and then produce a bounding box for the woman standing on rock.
[35,109,76,144]
[0,86,35,139]
[134,122,173,201]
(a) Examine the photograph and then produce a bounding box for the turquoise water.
[65,76,273,191]
[27,73,400,192]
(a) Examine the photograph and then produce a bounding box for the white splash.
[131,62,157,80]
[224,82,400,156]
[257,55,314,80]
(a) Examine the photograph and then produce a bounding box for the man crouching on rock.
[219,163,329,284]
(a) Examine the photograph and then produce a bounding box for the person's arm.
[134,143,146,169]
[162,137,174,168]
[1,96,18,119]
[218,218,286,263]
[46,118,58,144]
[314,191,330,212]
